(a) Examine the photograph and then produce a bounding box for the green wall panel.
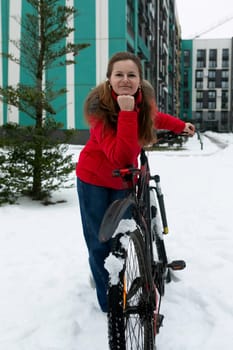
[108,0,127,56]
[180,40,193,120]
[74,0,96,129]
[45,0,67,128]
[19,0,67,127]
[45,64,67,128]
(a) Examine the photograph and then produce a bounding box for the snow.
[104,253,124,286]
[113,218,137,237]
[105,219,135,286]
[1,131,233,350]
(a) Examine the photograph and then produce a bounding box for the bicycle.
[99,132,186,350]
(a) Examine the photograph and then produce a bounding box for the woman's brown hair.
[84,52,157,146]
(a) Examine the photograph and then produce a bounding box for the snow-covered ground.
[1,131,233,350]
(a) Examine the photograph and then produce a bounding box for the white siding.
[96,0,109,84]
[66,0,75,129]
[0,0,3,125]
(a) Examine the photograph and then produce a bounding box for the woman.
[76,51,195,312]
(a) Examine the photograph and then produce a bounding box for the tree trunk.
[32,142,43,199]
[31,1,45,200]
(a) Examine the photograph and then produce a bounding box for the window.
[197,61,205,68]
[222,90,228,100]
[222,49,229,68]
[208,101,216,109]
[196,49,206,67]
[196,70,203,79]
[221,101,228,109]
[221,70,228,79]
[209,61,217,68]
[196,111,203,121]
[196,81,203,88]
[209,49,217,59]
[197,49,205,59]
[221,81,228,88]
[208,111,215,120]
[184,50,191,68]
[127,2,134,29]
[208,70,216,79]
[183,70,189,88]
[208,90,216,99]
[195,70,203,88]
[196,102,203,109]
[196,90,203,99]
[221,111,228,124]
[138,23,143,36]
[209,49,217,67]
[222,60,229,68]
[222,49,229,59]
[183,91,190,109]
[208,81,216,88]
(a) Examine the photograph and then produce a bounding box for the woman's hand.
[183,122,195,136]
[117,95,135,111]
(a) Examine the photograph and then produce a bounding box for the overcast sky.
[176,0,233,39]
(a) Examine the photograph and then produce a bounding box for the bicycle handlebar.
[112,167,140,180]
[155,130,189,142]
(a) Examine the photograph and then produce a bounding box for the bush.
[0,120,75,205]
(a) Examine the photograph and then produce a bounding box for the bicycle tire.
[150,188,171,292]
[107,225,157,350]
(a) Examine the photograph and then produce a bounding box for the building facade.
[0,0,182,142]
[180,38,233,132]
[155,0,182,117]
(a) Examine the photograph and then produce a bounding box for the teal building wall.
[0,0,152,134]
[74,0,96,129]
[180,40,193,121]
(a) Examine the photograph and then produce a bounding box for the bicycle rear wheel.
[107,225,157,350]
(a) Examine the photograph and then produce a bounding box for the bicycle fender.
[99,196,135,242]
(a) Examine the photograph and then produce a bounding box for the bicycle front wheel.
[107,225,157,350]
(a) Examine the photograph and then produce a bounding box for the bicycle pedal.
[167,260,186,271]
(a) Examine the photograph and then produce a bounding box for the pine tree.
[0,0,89,202]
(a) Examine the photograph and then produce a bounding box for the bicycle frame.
[99,148,169,290]
[99,148,166,254]
[99,146,185,276]
[134,149,170,298]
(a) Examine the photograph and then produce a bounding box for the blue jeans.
[77,178,129,312]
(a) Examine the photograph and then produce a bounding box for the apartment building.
[180,38,233,132]
[155,0,181,117]
[0,0,182,142]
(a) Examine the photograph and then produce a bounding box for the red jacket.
[76,111,185,189]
